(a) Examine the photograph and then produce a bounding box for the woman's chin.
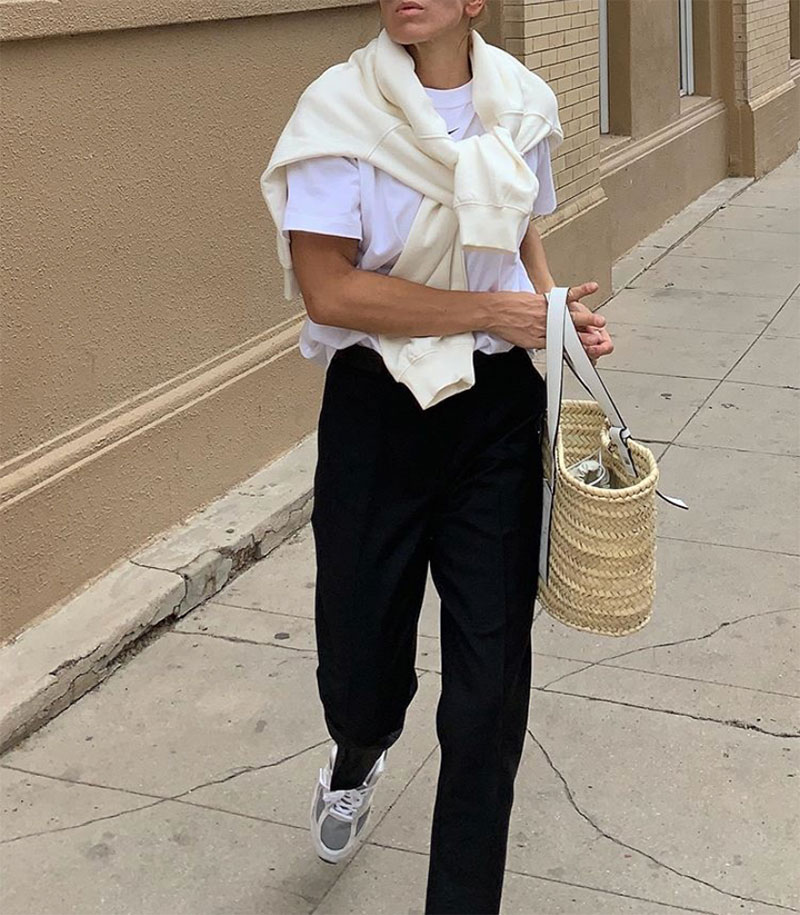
[385,24,432,44]
[384,15,469,46]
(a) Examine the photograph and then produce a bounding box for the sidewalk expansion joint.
[657,284,800,463]
[608,320,760,336]
[526,728,800,913]
[665,441,800,458]
[656,535,800,557]
[602,180,756,299]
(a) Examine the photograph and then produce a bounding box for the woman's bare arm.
[289,230,605,350]
[519,219,556,296]
[290,230,501,337]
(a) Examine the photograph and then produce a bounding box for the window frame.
[678,0,695,96]
[791,0,800,60]
[599,0,610,133]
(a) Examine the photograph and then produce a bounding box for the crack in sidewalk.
[526,728,799,913]
[536,650,800,699]
[0,795,168,846]
[170,628,317,654]
[502,863,722,915]
[364,838,721,915]
[540,607,798,691]
[583,660,800,700]
[536,687,800,738]
[175,738,330,800]
[1,738,329,845]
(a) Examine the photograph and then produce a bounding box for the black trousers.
[311,343,547,915]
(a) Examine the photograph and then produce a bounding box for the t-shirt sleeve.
[524,136,558,216]
[282,156,363,240]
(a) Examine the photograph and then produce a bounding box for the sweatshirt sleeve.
[524,136,558,215]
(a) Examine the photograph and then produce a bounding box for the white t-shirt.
[282,79,557,367]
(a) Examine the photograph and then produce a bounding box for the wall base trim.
[1,316,306,506]
[0,0,375,42]
[600,98,726,177]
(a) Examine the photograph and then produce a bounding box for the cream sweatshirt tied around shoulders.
[260,28,564,409]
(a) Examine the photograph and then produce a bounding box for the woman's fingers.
[558,287,613,359]
[566,282,599,303]
[567,300,605,329]
[570,307,606,330]
[578,328,614,359]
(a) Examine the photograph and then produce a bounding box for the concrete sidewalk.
[2,153,798,915]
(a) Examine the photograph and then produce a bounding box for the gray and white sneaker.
[310,744,386,864]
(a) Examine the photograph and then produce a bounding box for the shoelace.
[321,781,366,821]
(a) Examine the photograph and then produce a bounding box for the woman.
[261,2,612,911]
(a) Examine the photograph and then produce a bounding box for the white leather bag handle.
[544,287,637,480]
[535,286,687,584]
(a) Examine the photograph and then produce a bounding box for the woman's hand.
[489,282,606,350]
[567,284,614,364]
[577,322,614,363]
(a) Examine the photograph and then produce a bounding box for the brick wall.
[734,0,791,101]
[503,0,602,221]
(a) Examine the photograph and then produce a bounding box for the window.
[599,0,610,133]
[678,0,695,96]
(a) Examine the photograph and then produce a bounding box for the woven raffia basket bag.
[536,287,686,637]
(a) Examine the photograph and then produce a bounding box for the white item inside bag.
[566,450,612,488]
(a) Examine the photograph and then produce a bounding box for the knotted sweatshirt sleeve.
[453,126,539,252]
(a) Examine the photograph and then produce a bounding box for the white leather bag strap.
[543,287,566,489]
[560,312,688,510]
[546,287,638,477]
[535,287,686,585]
[538,289,568,583]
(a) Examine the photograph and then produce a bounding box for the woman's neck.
[406,30,472,89]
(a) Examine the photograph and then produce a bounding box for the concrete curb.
[0,433,317,753]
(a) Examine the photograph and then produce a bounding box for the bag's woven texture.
[539,399,659,636]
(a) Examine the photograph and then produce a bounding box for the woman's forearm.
[332,223,555,337]
[323,267,503,336]
[520,220,555,295]
[291,230,509,337]
[286,230,608,352]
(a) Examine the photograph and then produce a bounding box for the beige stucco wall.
[1,9,382,462]
[1,0,798,642]
[0,4,381,639]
